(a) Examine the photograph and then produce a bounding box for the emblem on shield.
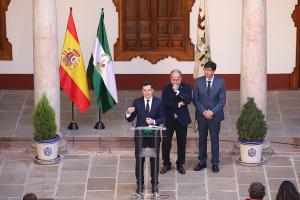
[62,48,80,70]
[96,53,111,72]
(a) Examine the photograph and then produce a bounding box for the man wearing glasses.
[193,61,226,173]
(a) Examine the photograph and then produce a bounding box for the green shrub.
[32,94,57,140]
[236,97,267,141]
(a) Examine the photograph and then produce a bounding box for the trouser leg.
[198,120,208,164]
[162,127,174,167]
[135,134,144,186]
[208,121,221,165]
[150,136,161,186]
[176,124,187,165]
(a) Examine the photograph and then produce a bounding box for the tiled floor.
[0,154,300,199]
[0,90,300,199]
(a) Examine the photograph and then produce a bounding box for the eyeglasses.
[204,68,215,72]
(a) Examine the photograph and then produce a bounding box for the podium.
[131,126,166,199]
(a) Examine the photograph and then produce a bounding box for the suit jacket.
[162,83,192,127]
[193,76,226,122]
[126,96,164,127]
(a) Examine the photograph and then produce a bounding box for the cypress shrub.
[32,94,57,140]
[236,97,267,141]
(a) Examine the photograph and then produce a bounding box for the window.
[113,0,194,64]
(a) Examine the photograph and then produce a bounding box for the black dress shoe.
[212,165,219,173]
[136,185,144,194]
[177,164,186,174]
[160,165,171,174]
[151,185,158,193]
[194,163,207,171]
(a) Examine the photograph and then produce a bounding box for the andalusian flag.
[59,8,91,112]
[194,0,211,79]
[87,9,118,113]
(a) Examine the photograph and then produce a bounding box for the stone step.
[1,137,299,156]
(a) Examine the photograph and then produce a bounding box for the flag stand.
[94,109,105,129]
[67,102,79,130]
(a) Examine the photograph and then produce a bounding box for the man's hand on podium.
[146,117,155,125]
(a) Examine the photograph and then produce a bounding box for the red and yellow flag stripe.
[59,10,90,112]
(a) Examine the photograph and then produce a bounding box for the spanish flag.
[59,8,91,112]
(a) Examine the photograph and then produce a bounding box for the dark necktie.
[207,80,211,96]
[144,100,152,135]
[146,99,150,115]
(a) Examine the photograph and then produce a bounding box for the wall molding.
[0,0,12,60]
[291,1,300,89]
[0,73,292,90]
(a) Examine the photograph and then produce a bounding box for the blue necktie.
[207,81,211,96]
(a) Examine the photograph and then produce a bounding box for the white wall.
[267,0,297,73]
[0,0,296,74]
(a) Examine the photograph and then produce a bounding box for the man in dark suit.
[193,61,226,173]
[125,81,164,194]
[160,69,192,175]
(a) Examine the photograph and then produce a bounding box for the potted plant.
[236,97,267,164]
[32,94,60,161]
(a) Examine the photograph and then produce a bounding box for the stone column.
[241,0,267,115]
[33,0,60,134]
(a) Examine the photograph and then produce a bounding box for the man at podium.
[125,81,165,194]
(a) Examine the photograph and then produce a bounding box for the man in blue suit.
[193,61,226,173]
[125,81,164,194]
[160,69,192,175]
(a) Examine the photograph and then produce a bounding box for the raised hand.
[126,107,135,114]
[172,84,179,92]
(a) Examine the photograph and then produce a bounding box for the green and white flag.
[87,9,118,113]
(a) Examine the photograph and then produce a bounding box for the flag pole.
[67,102,79,130]
[67,6,78,131]
[94,109,105,129]
[88,8,117,129]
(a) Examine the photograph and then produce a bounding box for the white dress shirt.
[144,97,153,111]
[206,75,214,88]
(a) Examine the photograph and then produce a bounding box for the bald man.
[160,69,192,175]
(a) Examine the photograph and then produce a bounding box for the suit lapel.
[200,78,208,97]
[139,98,147,115]
[149,97,155,114]
[168,84,174,97]
[211,77,218,93]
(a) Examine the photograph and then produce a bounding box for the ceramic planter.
[239,140,263,163]
[35,136,60,160]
